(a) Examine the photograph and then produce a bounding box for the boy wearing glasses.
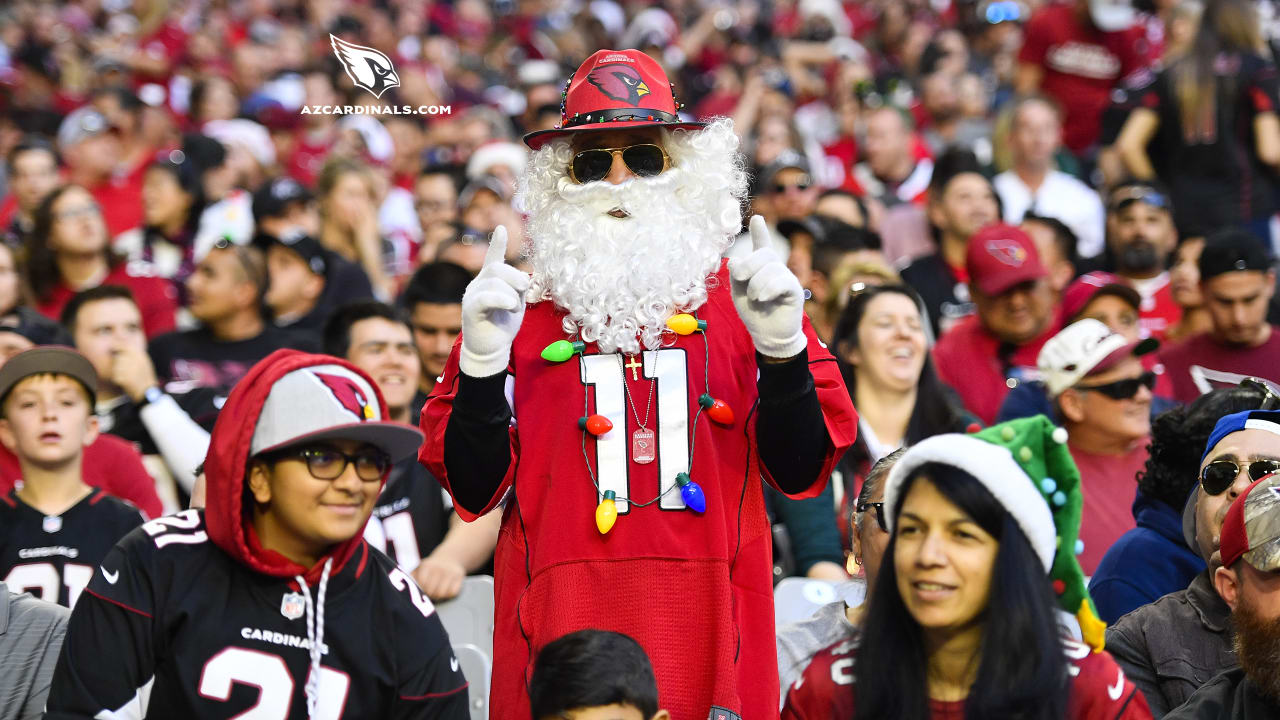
[1039,318,1160,574]
[47,350,468,718]
[1108,408,1280,716]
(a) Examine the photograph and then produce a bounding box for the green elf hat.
[882,415,1105,651]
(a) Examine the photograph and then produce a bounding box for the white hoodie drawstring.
[295,557,333,719]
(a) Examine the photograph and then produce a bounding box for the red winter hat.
[523,49,705,150]
[966,223,1048,297]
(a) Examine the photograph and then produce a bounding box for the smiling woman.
[830,284,972,543]
[785,417,1157,720]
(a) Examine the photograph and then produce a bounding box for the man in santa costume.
[419,49,857,719]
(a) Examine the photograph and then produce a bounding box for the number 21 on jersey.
[580,349,691,513]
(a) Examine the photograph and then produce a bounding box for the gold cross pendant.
[624,355,643,381]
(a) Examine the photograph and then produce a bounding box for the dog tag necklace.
[623,354,656,464]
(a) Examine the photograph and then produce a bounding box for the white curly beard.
[518,118,749,355]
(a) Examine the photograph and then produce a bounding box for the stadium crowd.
[1,0,1280,718]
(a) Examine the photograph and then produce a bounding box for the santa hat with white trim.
[883,415,1106,651]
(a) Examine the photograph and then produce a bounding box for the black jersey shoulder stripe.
[84,587,152,618]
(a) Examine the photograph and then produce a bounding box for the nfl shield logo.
[280,592,306,620]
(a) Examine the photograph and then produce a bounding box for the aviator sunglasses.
[1074,370,1156,400]
[569,143,670,184]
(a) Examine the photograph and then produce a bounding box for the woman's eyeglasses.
[857,500,887,533]
[1074,370,1156,400]
[1200,459,1280,496]
[569,143,670,184]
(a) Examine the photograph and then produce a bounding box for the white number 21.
[580,350,690,513]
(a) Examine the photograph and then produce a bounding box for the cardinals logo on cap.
[986,239,1028,267]
[586,64,651,106]
[313,371,376,421]
[330,34,400,99]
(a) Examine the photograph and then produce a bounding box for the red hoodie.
[203,349,391,582]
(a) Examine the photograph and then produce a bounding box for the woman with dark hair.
[27,184,177,338]
[783,419,1153,719]
[1115,0,1280,238]
[831,284,971,543]
[1089,383,1268,624]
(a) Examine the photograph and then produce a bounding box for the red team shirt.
[783,636,1152,720]
[420,262,858,720]
[1018,3,1158,152]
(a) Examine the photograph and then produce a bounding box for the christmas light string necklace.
[544,312,729,533]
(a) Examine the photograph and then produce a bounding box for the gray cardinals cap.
[250,363,422,463]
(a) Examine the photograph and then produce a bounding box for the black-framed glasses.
[283,445,391,481]
[1200,459,1280,496]
[1075,370,1156,400]
[857,501,887,533]
[569,143,670,184]
[1240,377,1280,410]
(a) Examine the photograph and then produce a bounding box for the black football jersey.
[46,510,469,719]
[0,488,143,608]
[366,458,449,571]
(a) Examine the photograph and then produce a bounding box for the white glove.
[728,215,807,359]
[459,226,529,377]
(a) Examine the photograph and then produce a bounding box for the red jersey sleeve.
[417,337,518,522]
[88,435,164,520]
[1017,9,1051,66]
[781,638,857,720]
[1064,641,1154,720]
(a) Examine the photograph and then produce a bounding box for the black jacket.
[1164,667,1280,720]
[1106,571,1236,718]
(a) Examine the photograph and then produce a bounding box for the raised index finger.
[748,214,770,252]
[484,225,509,268]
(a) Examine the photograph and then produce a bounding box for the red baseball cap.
[523,49,705,150]
[966,223,1048,297]
[1062,271,1142,321]
[1219,471,1280,573]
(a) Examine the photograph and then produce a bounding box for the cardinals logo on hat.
[587,64,651,106]
[330,34,400,99]
[986,238,1028,267]
[313,371,375,421]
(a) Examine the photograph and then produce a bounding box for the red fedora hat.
[523,49,705,150]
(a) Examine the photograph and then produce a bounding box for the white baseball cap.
[1088,0,1136,31]
[250,363,423,462]
[1038,319,1158,396]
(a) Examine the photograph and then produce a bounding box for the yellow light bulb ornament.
[666,314,707,335]
[595,490,618,534]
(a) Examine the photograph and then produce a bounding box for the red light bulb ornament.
[541,340,586,363]
[666,314,707,335]
[578,414,613,435]
[596,490,618,534]
[675,473,707,513]
[699,393,734,425]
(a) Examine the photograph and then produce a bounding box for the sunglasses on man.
[1197,377,1280,495]
[569,143,670,184]
[1074,370,1156,400]
[857,500,887,533]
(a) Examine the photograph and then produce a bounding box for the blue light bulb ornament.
[675,472,707,513]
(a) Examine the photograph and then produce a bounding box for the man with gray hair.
[776,448,902,702]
